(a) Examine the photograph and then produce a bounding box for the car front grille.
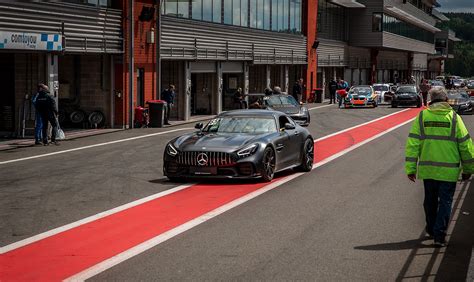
[177,151,235,167]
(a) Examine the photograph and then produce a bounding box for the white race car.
[373,84,391,104]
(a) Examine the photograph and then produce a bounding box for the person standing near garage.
[405,88,474,247]
[328,78,337,104]
[162,84,175,125]
[35,84,59,145]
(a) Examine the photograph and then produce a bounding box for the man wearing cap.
[405,88,473,247]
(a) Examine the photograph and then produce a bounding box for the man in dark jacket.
[292,80,302,102]
[35,84,59,145]
[161,84,175,125]
[328,78,338,104]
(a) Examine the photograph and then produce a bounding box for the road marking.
[0,128,193,166]
[0,108,421,281]
[0,184,194,254]
[308,104,333,111]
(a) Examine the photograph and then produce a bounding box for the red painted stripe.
[0,108,420,281]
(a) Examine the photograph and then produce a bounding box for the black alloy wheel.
[261,147,276,182]
[297,138,314,172]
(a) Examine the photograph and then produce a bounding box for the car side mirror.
[284,123,296,130]
[195,122,203,129]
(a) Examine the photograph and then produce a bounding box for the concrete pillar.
[322,68,326,98]
[266,65,271,89]
[184,62,191,121]
[46,53,59,112]
[216,62,223,114]
[244,62,249,104]
[284,65,289,93]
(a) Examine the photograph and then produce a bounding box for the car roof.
[219,109,283,117]
[352,85,372,87]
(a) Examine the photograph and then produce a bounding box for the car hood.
[267,106,300,115]
[174,132,269,152]
[448,97,470,105]
[396,92,418,96]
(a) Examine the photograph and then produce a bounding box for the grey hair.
[273,86,282,94]
[428,88,447,103]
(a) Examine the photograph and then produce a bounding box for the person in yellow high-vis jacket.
[405,88,474,247]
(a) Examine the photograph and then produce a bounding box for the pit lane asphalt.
[1,105,472,280]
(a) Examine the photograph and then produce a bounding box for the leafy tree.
[437,13,474,77]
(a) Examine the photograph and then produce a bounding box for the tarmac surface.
[0,104,472,281]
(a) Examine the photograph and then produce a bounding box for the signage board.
[0,31,62,51]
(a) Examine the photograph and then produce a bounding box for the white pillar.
[322,68,326,98]
[266,65,271,89]
[244,62,249,104]
[46,53,59,112]
[216,62,223,114]
[184,62,191,121]
[284,65,289,93]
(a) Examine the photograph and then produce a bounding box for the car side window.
[278,116,291,131]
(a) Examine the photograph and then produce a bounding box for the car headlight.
[236,144,259,158]
[166,143,178,156]
[300,107,308,114]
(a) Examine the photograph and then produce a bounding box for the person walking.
[405,88,473,247]
[419,78,430,106]
[328,78,337,104]
[292,80,302,102]
[336,78,349,108]
[35,84,59,145]
[161,84,175,125]
[32,84,43,145]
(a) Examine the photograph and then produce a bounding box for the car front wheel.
[297,138,314,172]
[261,147,276,182]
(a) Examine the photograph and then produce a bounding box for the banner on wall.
[0,31,62,51]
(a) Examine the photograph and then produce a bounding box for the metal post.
[156,0,162,99]
[128,0,134,128]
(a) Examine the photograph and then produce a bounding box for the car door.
[275,116,301,169]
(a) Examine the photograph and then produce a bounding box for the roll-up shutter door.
[317,39,347,67]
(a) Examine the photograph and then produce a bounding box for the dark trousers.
[423,179,456,242]
[329,90,336,104]
[422,92,428,106]
[40,112,58,143]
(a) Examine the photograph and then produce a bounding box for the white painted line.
[65,111,417,281]
[0,184,195,254]
[315,108,410,142]
[64,173,305,282]
[0,128,193,166]
[308,104,333,111]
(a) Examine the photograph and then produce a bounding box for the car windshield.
[447,92,469,99]
[264,95,299,107]
[350,87,372,95]
[202,117,277,134]
[431,81,444,86]
[373,85,389,91]
[397,86,416,93]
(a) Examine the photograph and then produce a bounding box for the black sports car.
[163,110,314,182]
[391,85,422,108]
[447,90,473,114]
[262,94,310,126]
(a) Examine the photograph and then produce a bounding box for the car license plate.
[190,167,217,175]
[354,100,365,105]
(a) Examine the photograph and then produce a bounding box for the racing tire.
[297,138,314,172]
[373,102,378,108]
[167,177,182,182]
[70,110,86,124]
[261,147,276,182]
[416,100,422,108]
[391,103,398,108]
[88,111,106,128]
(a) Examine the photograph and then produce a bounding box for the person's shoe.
[35,141,42,145]
[53,141,60,146]
[434,240,446,248]
[43,142,49,146]
[164,122,171,125]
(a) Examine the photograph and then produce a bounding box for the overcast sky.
[437,0,474,12]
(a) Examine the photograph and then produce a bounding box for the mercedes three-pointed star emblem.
[197,153,208,166]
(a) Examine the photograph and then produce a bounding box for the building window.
[164,0,301,33]
[318,0,347,41]
[382,14,434,44]
[372,13,382,32]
